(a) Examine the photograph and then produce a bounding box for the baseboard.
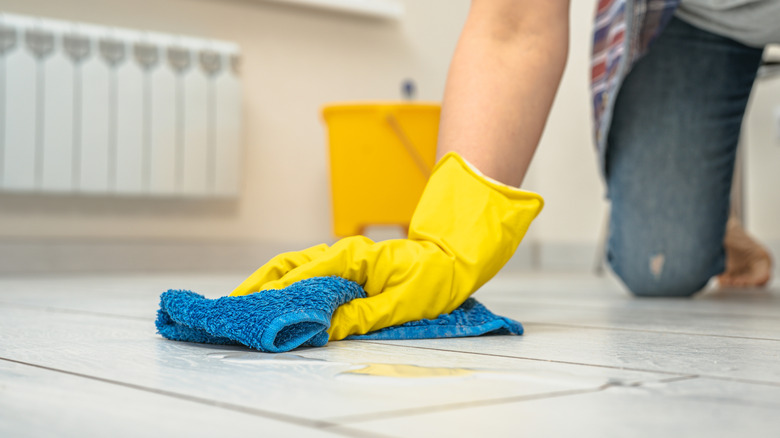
[0,238,317,275]
[538,242,603,272]
[0,238,592,275]
[769,241,780,263]
[533,240,780,274]
[2,239,776,275]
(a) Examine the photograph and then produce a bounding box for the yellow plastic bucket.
[322,102,441,237]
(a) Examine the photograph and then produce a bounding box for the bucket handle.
[385,113,432,178]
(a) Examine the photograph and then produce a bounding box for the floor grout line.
[5,301,779,388]
[323,374,708,425]
[332,371,780,426]
[352,341,688,376]
[699,375,780,388]
[482,298,780,320]
[326,373,710,425]
[521,321,780,342]
[324,385,612,425]
[0,301,149,321]
[0,356,387,438]
[328,374,712,424]
[654,375,701,385]
[6,299,778,342]
[353,341,780,388]
[4,304,779,346]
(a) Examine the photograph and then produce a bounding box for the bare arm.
[437,0,571,187]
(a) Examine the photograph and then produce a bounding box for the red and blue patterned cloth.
[591,0,681,172]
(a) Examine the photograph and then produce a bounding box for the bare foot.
[717,218,773,288]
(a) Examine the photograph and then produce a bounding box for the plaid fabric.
[591,0,680,173]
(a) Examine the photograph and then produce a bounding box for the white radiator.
[0,13,242,197]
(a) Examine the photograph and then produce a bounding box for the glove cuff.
[434,152,544,218]
[409,151,545,297]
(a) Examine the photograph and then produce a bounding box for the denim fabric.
[605,16,764,297]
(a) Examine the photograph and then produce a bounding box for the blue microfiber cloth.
[156,276,522,353]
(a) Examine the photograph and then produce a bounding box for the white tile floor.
[1,271,779,437]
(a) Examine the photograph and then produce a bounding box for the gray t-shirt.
[676,0,780,47]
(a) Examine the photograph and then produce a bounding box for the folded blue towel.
[156,276,522,353]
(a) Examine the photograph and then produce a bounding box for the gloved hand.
[230,152,543,340]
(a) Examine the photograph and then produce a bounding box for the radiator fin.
[0,13,243,198]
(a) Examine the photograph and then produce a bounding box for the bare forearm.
[437,0,570,187]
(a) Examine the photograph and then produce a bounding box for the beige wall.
[745,72,780,241]
[0,0,470,245]
[0,0,608,249]
[1,0,775,259]
[526,0,606,246]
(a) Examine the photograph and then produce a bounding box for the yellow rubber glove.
[230,152,543,340]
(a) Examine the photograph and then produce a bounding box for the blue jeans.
[605,17,764,297]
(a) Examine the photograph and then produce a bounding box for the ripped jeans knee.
[600,16,760,298]
[608,247,722,298]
